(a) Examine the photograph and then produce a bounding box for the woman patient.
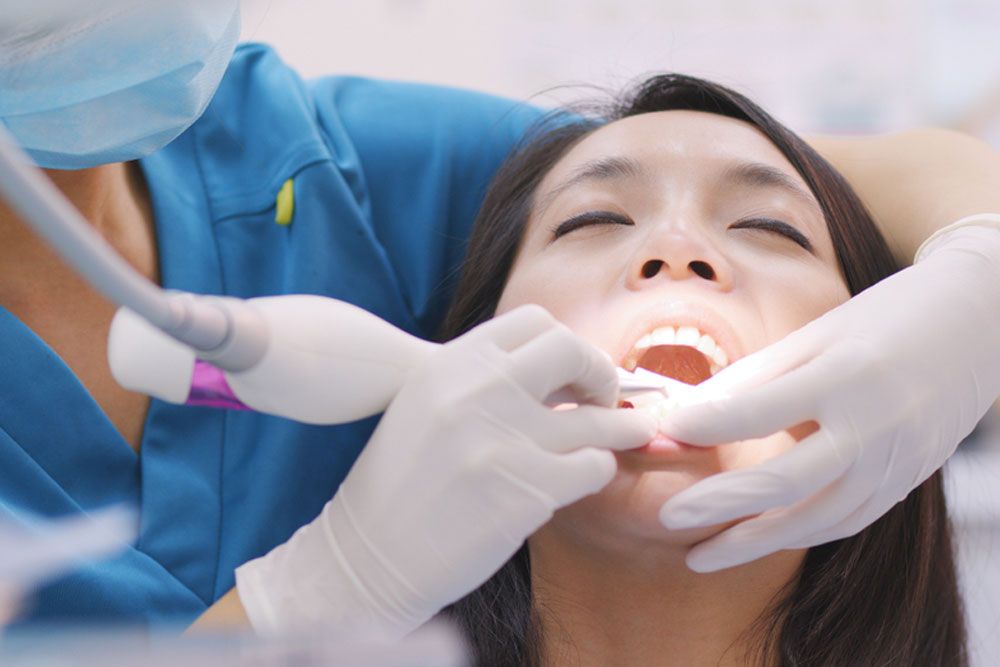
[437,75,965,666]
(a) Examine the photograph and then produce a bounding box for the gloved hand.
[235,304,655,637]
[658,214,1000,572]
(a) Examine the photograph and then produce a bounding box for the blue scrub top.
[0,43,540,627]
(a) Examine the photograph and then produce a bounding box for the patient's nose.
[628,230,732,290]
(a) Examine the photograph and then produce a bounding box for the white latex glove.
[658,214,1000,572]
[235,305,656,637]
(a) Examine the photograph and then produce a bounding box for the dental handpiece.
[111,306,666,425]
[109,297,438,424]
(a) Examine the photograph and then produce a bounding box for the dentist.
[1,0,998,638]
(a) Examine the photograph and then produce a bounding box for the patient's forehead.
[538,110,811,195]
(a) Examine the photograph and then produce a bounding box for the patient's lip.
[624,432,701,457]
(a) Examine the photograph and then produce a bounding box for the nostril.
[641,259,665,279]
[689,260,715,281]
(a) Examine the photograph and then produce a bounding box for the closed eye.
[550,211,634,239]
[729,217,814,253]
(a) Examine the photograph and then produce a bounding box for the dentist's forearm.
[187,588,250,632]
[809,128,1000,264]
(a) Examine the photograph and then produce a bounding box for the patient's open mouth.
[635,345,712,385]
[622,325,730,385]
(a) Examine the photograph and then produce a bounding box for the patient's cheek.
[713,423,816,486]
[716,431,798,473]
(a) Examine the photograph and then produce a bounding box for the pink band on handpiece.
[186,360,251,411]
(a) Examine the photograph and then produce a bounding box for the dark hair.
[437,75,966,666]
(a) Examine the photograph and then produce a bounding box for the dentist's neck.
[0,161,158,452]
[529,529,803,666]
[0,162,158,300]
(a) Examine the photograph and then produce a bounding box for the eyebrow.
[719,162,821,213]
[535,156,822,218]
[535,156,647,215]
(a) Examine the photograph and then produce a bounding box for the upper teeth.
[631,325,730,374]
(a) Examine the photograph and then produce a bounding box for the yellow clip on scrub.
[275,178,295,226]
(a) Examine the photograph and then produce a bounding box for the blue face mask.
[0,0,241,170]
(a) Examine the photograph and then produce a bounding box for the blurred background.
[239,0,1000,145]
[237,1,1000,662]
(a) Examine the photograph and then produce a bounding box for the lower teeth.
[624,390,679,420]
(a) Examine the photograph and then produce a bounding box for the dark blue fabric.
[3,43,540,628]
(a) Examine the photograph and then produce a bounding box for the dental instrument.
[616,367,694,400]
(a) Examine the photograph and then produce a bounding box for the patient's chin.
[545,433,798,559]
[550,465,734,552]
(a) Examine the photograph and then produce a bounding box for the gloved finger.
[678,324,817,401]
[658,345,850,446]
[466,303,557,352]
[786,516,867,551]
[680,475,869,572]
[786,454,928,549]
[530,448,618,508]
[536,405,657,454]
[659,427,852,530]
[507,325,618,407]
[786,488,896,549]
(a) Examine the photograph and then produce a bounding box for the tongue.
[636,345,712,385]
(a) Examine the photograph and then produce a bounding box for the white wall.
[947,413,1000,666]
[240,0,1000,139]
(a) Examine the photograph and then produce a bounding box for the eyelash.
[550,213,814,253]
[729,217,814,252]
[550,211,634,238]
